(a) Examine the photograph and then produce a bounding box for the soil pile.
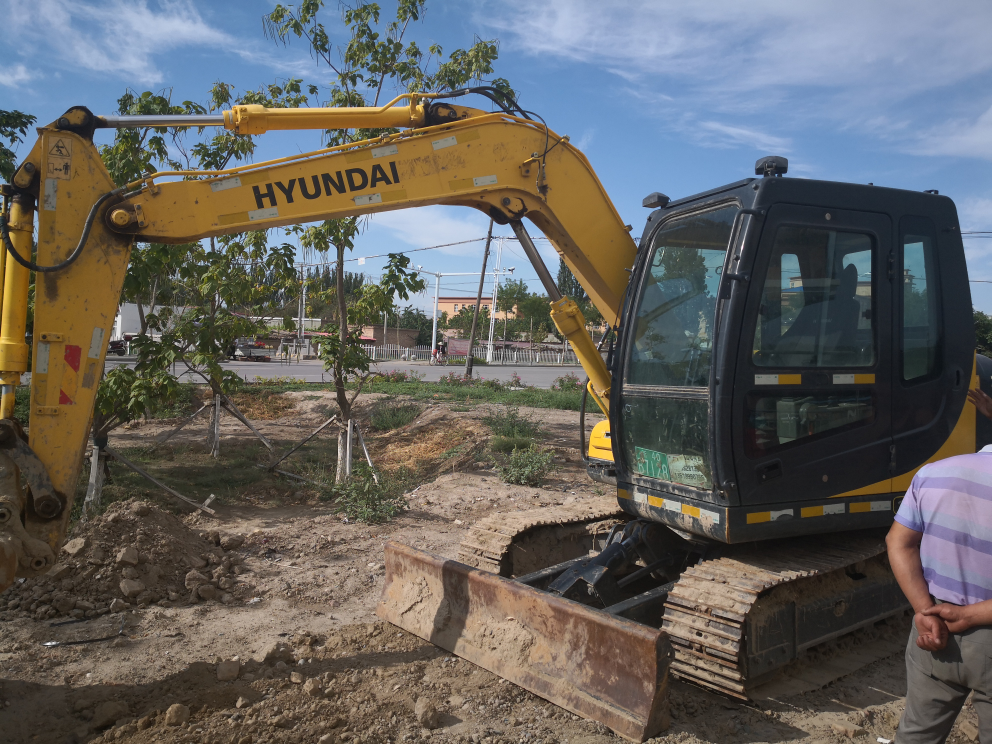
[0,501,247,622]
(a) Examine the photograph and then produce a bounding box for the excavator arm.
[0,95,634,589]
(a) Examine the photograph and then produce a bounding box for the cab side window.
[752,227,874,368]
[901,217,941,382]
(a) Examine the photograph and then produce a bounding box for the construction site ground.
[0,388,983,744]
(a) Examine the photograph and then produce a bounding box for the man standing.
[887,388,992,742]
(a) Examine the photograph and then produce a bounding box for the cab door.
[731,204,893,505]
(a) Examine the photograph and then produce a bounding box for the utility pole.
[465,219,494,378]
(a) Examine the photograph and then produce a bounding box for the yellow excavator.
[0,90,982,741]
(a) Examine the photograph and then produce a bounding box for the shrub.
[483,405,544,439]
[329,463,407,523]
[491,435,535,453]
[374,370,424,384]
[508,371,526,388]
[495,446,556,486]
[370,401,422,431]
[551,372,584,392]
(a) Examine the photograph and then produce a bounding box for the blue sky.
[3,0,992,312]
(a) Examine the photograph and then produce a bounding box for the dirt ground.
[0,393,983,744]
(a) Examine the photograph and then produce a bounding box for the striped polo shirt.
[894,445,992,605]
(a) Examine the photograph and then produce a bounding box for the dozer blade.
[377,541,671,743]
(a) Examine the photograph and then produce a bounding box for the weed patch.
[326,463,408,523]
[494,446,556,486]
[483,406,544,439]
[490,435,535,453]
[370,401,422,431]
[551,372,584,391]
[228,390,296,420]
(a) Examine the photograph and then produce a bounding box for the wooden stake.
[105,446,217,516]
[82,444,105,520]
[221,396,274,451]
[266,414,338,471]
[147,402,210,452]
[211,394,221,459]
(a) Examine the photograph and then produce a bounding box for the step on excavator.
[1,89,985,741]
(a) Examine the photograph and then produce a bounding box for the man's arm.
[923,599,992,632]
[968,388,992,419]
[886,521,948,650]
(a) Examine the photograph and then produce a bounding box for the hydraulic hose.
[0,188,123,273]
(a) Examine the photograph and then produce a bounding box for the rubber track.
[457,501,625,574]
[661,533,888,698]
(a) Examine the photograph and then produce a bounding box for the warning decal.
[59,344,81,405]
[47,138,73,181]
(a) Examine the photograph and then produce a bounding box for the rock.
[220,593,234,605]
[48,564,72,581]
[303,678,323,698]
[130,502,150,516]
[961,721,980,742]
[109,598,126,613]
[121,567,140,580]
[262,641,295,664]
[119,579,145,598]
[290,671,304,684]
[164,703,190,727]
[274,661,289,672]
[116,547,139,567]
[137,715,154,730]
[184,570,209,589]
[318,736,333,744]
[217,660,240,682]
[91,701,129,729]
[831,722,866,738]
[236,696,251,709]
[53,597,76,615]
[415,697,439,729]
[186,553,207,569]
[197,584,217,600]
[75,600,94,611]
[220,534,245,550]
[272,714,295,729]
[63,538,87,557]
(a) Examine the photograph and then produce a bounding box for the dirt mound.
[0,501,248,622]
[369,406,488,476]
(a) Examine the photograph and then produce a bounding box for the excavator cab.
[611,158,976,543]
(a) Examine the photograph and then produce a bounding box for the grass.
[361,379,583,410]
[482,405,544,439]
[228,389,296,420]
[369,400,422,431]
[322,462,412,524]
[490,435,535,453]
[494,446,556,486]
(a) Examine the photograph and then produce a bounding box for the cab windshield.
[626,204,738,387]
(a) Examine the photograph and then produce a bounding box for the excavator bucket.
[377,541,671,742]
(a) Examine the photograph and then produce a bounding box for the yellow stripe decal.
[617,489,631,500]
[647,495,665,508]
[779,374,801,385]
[850,502,871,513]
[747,511,771,524]
[681,504,701,518]
[801,506,823,518]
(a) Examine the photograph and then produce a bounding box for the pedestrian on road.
[886,387,992,743]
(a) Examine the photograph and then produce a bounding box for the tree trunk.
[333,241,351,484]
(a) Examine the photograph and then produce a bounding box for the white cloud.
[1,0,287,86]
[0,64,33,88]
[914,104,992,161]
[477,1,992,151]
[369,206,508,256]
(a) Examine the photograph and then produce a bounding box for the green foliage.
[445,305,490,337]
[482,405,543,439]
[0,109,37,182]
[370,400,422,430]
[396,305,434,345]
[329,462,407,523]
[494,446,555,486]
[92,365,182,437]
[976,310,992,357]
[370,369,424,384]
[551,372,583,392]
[490,435,534,453]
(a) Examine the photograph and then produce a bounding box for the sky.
[3,0,992,312]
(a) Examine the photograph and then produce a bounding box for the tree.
[265,0,511,481]
[446,305,490,338]
[0,110,37,182]
[976,310,992,357]
[518,292,556,343]
[496,278,528,343]
[397,306,434,345]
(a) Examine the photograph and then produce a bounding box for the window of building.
[901,217,940,382]
[752,227,875,368]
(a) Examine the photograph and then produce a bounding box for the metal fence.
[361,343,581,365]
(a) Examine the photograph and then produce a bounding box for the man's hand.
[915,611,949,651]
[968,388,992,420]
[923,599,992,633]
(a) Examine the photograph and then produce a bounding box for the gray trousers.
[898,622,992,743]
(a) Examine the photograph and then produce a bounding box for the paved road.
[103,357,584,388]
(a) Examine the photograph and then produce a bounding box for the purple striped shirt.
[894,446,992,605]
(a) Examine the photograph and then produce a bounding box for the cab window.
[901,217,940,382]
[752,227,874,368]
